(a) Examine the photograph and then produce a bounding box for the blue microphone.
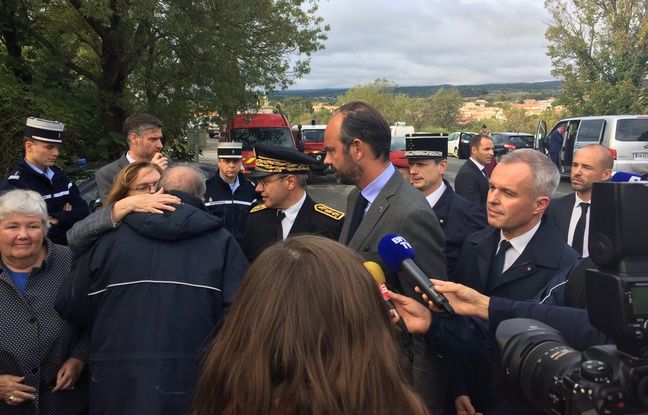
[378,234,454,315]
[611,171,645,182]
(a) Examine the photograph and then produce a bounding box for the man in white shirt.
[546,144,613,257]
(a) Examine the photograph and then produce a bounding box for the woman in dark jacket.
[0,189,88,414]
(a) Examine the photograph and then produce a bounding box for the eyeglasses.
[256,175,287,188]
[130,182,159,193]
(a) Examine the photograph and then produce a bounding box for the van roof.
[558,115,648,122]
[292,124,327,131]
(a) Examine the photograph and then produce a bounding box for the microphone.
[611,171,645,182]
[364,261,408,333]
[377,234,455,315]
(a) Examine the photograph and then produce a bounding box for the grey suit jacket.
[66,205,117,253]
[96,154,130,205]
[341,169,448,297]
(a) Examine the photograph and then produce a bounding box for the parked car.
[536,115,648,175]
[70,163,220,212]
[447,132,475,159]
[491,132,535,160]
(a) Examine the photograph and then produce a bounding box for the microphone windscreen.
[611,171,643,182]
[364,261,386,284]
[377,234,416,272]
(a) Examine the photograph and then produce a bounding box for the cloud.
[289,0,554,90]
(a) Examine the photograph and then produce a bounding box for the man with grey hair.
[95,113,169,204]
[57,164,248,415]
[447,149,580,415]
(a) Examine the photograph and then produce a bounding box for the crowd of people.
[0,103,618,415]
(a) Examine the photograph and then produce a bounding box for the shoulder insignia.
[250,204,268,213]
[7,171,21,181]
[314,204,345,220]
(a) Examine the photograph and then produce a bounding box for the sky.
[289,0,555,91]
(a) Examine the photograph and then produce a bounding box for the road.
[306,157,573,213]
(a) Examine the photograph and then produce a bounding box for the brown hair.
[106,161,163,205]
[192,235,429,415]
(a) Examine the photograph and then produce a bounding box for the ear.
[351,138,364,160]
[285,174,297,190]
[535,195,550,215]
[128,132,139,145]
[602,168,612,181]
[25,140,33,153]
[438,159,448,174]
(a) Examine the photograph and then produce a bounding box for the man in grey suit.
[323,101,448,414]
[454,133,494,211]
[95,113,169,205]
[546,144,613,257]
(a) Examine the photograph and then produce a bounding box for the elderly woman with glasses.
[0,189,88,414]
[66,161,181,252]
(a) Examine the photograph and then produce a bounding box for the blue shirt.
[6,268,29,294]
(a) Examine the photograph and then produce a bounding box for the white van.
[536,115,648,175]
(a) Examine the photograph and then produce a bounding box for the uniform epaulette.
[250,204,268,213]
[7,171,21,181]
[314,204,345,220]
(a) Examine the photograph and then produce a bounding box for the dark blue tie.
[346,193,368,244]
[572,203,590,256]
[492,240,512,277]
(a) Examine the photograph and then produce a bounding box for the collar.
[497,220,541,255]
[425,180,446,208]
[126,152,137,163]
[361,163,395,207]
[469,157,486,171]
[573,192,589,207]
[24,159,54,180]
[282,191,307,223]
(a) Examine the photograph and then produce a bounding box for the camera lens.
[519,340,581,413]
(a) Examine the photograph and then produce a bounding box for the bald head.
[571,144,614,201]
[159,164,206,198]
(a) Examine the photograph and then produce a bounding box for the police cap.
[249,143,316,178]
[405,136,447,159]
[25,117,65,143]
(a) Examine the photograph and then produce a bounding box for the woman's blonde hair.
[106,161,163,204]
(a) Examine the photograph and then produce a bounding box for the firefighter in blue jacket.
[0,117,89,245]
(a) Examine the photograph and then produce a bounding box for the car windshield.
[232,128,293,149]
[615,119,648,141]
[390,136,406,151]
[509,135,534,143]
[301,129,325,142]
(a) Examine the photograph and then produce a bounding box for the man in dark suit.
[450,149,580,415]
[323,101,448,414]
[242,143,344,261]
[546,144,613,257]
[405,135,487,275]
[454,133,494,210]
[95,113,170,205]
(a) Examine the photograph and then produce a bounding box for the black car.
[70,163,220,212]
[491,132,535,160]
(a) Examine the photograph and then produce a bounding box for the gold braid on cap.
[254,156,309,173]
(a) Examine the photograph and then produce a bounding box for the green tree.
[1,0,328,159]
[545,0,648,115]
[428,87,462,130]
[336,78,411,124]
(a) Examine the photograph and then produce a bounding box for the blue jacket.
[204,172,257,246]
[1,159,90,245]
[433,179,487,275]
[548,129,564,155]
[56,191,248,415]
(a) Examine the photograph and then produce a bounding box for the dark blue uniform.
[204,172,257,246]
[1,159,89,245]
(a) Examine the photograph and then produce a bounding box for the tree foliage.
[427,87,462,130]
[0,0,328,170]
[545,0,648,115]
[336,79,411,125]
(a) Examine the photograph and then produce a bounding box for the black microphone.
[377,234,454,315]
[364,261,408,333]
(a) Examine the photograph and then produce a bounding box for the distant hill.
[269,80,562,102]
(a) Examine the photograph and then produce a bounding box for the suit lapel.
[289,194,316,236]
[347,170,399,251]
[471,228,499,290]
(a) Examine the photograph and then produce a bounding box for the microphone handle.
[401,259,455,316]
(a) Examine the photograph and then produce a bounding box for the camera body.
[493,319,648,414]
[493,182,648,414]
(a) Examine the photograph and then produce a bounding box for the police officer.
[204,142,257,247]
[406,135,487,275]
[0,117,90,245]
[242,143,344,261]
